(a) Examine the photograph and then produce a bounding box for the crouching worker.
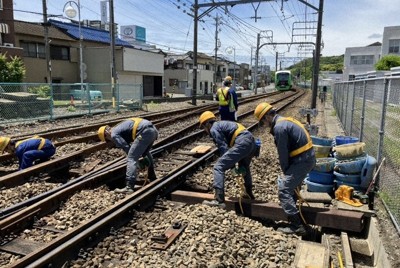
[199,111,256,209]
[98,118,158,193]
[254,102,315,235]
[0,136,56,170]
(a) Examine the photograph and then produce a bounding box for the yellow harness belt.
[130,117,144,140]
[277,117,313,157]
[15,136,46,150]
[229,123,247,147]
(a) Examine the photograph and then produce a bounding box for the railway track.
[0,89,369,267]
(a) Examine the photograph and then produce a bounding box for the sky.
[11,0,400,69]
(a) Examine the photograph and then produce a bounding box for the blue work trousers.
[213,132,255,192]
[19,142,56,170]
[278,154,315,216]
[219,106,236,122]
[126,126,158,186]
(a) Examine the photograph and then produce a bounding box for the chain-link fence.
[333,76,400,231]
[0,83,143,124]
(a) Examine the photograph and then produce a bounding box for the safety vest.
[130,117,143,140]
[217,87,230,106]
[277,117,313,157]
[15,136,46,150]
[229,123,247,147]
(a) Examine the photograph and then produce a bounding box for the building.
[10,19,164,97]
[381,26,400,56]
[0,0,23,58]
[164,52,215,96]
[343,25,400,81]
[342,42,381,81]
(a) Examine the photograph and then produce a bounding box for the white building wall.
[122,48,164,74]
[343,46,381,81]
[381,26,400,57]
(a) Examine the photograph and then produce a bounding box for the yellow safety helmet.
[98,125,110,142]
[224,76,232,82]
[199,111,216,126]
[0,137,11,152]
[254,102,273,121]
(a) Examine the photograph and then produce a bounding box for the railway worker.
[216,76,238,121]
[254,102,315,236]
[0,136,56,170]
[98,118,158,193]
[199,111,256,208]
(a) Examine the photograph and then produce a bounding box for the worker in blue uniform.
[0,136,56,170]
[199,111,256,208]
[216,76,238,121]
[98,118,158,193]
[254,102,315,235]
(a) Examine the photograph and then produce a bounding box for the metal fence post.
[341,84,345,122]
[359,80,367,142]
[376,78,390,188]
[116,83,120,113]
[50,83,54,120]
[349,81,356,136]
[343,83,350,133]
[87,83,92,115]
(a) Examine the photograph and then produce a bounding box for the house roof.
[49,19,133,47]
[367,42,382,47]
[14,20,75,41]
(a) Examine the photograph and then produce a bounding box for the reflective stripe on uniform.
[229,123,247,147]
[130,117,143,140]
[15,136,46,150]
[217,87,229,106]
[277,117,313,157]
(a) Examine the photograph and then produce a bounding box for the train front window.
[278,73,290,80]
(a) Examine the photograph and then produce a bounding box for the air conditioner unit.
[4,43,14,47]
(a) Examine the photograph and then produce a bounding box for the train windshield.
[277,73,290,81]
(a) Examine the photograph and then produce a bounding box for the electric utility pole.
[214,15,219,93]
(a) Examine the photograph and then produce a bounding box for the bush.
[28,85,50,98]
[0,54,26,82]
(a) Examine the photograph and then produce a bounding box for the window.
[50,46,69,60]
[350,55,374,65]
[21,41,45,59]
[21,41,69,60]
[389,39,400,53]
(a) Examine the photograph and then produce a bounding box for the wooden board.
[341,232,354,268]
[294,240,329,268]
[190,145,212,154]
[300,191,333,203]
[170,190,366,232]
[336,201,376,217]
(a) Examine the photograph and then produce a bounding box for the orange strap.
[229,123,247,147]
[277,117,313,157]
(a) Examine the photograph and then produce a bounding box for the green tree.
[0,53,26,82]
[375,55,400,70]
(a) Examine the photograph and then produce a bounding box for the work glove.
[231,166,246,176]
[138,156,151,170]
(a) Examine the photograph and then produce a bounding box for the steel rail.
[4,89,361,268]
[0,91,298,221]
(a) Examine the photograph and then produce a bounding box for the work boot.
[277,213,307,236]
[147,167,157,182]
[115,183,135,194]
[203,188,226,209]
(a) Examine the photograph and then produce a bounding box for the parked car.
[70,84,103,101]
